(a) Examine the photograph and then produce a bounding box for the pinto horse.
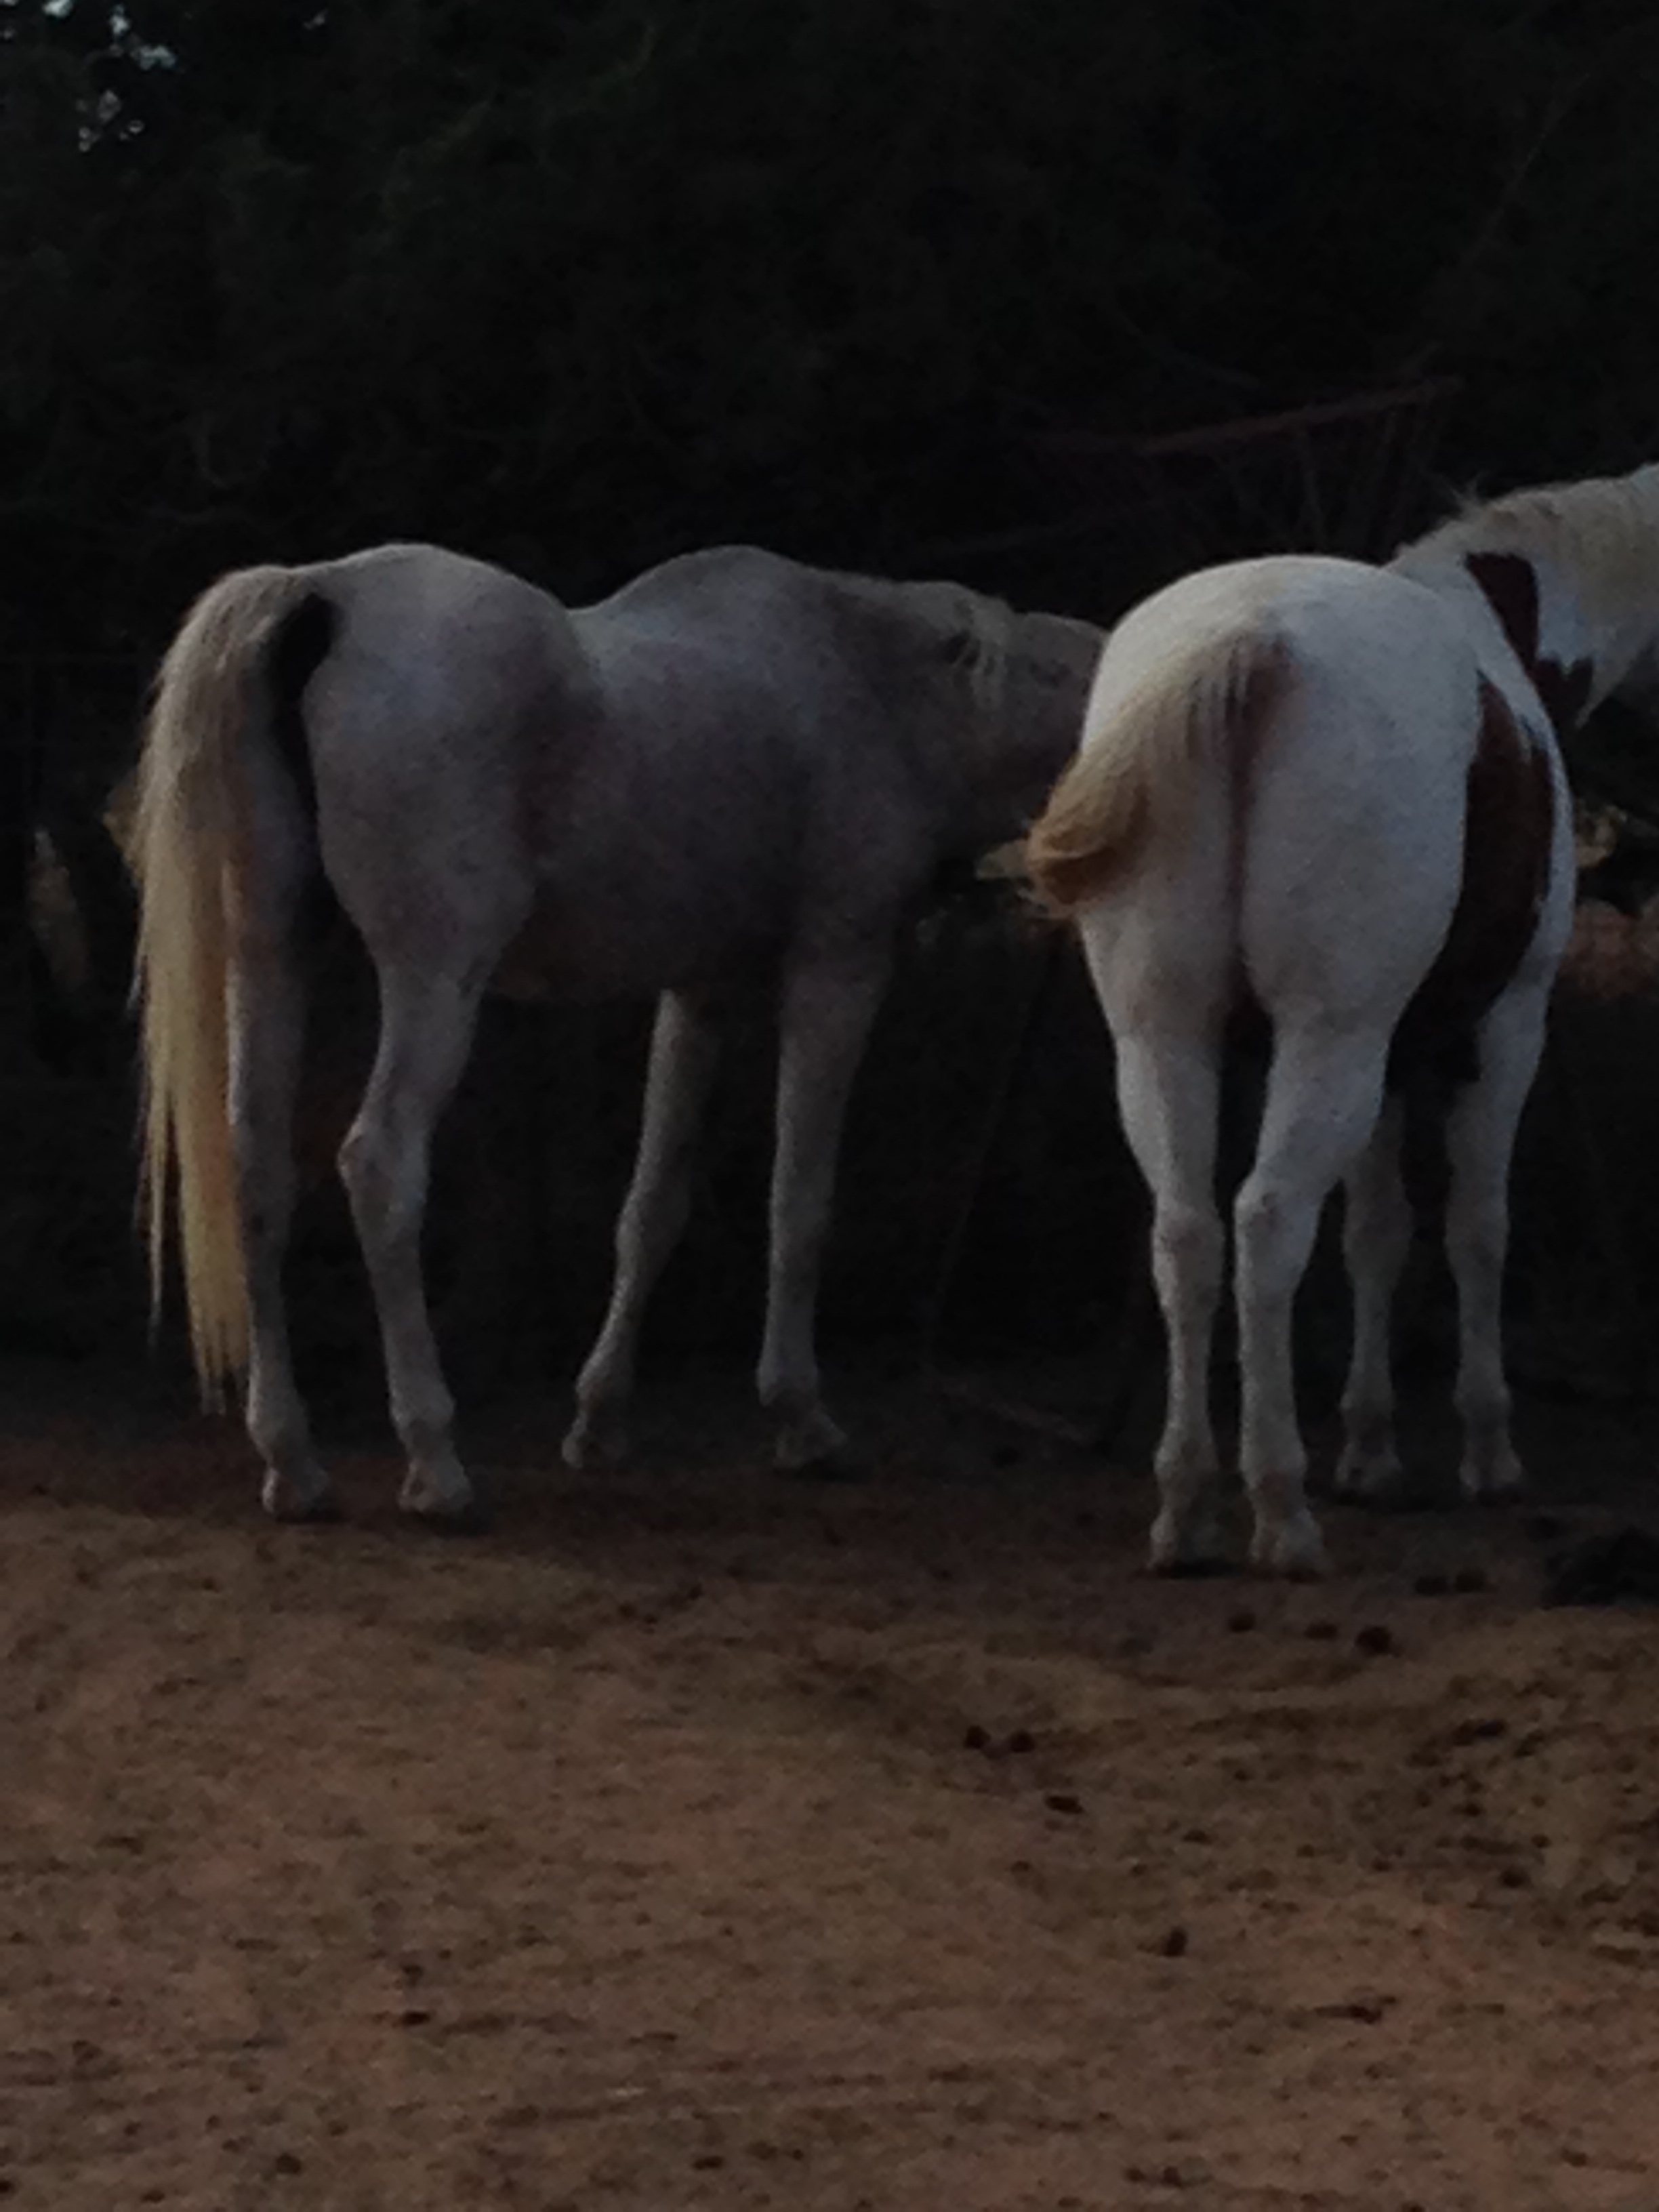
[1028,464,1659,1576]
[134,542,1102,1525]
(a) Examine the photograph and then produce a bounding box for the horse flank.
[134,562,315,1399]
[1025,622,1289,913]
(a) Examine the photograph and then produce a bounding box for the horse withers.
[134,543,1102,1525]
[1027,464,1659,1576]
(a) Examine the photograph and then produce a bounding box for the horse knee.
[1152,1200,1223,1300]
[337,1116,382,1205]
[1234,1179,1315,1295]
[339,1118,421,1250]
[1447,1203,1507,1285]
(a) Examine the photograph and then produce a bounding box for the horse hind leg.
[1234,1024,1393,1576]
[1443,985,1549,1502]
[1107,1025,1227,1573]
[1333,1094,1414,1504]
[563,988,723,1469]
[230,937,331,1520]
[337,962,488,1525]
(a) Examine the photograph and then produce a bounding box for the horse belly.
[487,877,782,1004]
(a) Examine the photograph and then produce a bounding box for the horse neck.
[970,611,1103,826]
[1396,470,1659,737]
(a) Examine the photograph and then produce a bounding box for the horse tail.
[1025,619,1290,914]
[133,563,328,1401]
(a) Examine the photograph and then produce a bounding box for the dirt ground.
[6,1353,1659,2211]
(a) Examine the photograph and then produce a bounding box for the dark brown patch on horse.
[1465,551,1540,670]
[1463,550,1593,742]
[1389,677,1555,1084]
[1533,655,1593,743]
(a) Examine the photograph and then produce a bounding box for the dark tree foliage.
[4,0,1659,652]
[5,0,1659,1380]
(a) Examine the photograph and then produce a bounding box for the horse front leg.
[758,947,890,1472]
[1445,987,1549,1502]
[337,965,486,1525]
[563,988,724,1469]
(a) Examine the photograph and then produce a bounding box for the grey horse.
[134,541,1102,1525]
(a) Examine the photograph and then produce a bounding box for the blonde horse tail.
[134,564,321,1402]
[1025,623,1290,914]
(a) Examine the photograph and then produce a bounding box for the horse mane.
[834,569,1018,724]
[935,581,1018,721]
[1407,466,1659,633]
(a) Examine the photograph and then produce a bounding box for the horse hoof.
[404,1497,491,1537]
[1249,1517,1330,1580]
[771,1404,857,1476]
[777,1445,871,1485]
[1458,1427,1526,1503]
[1460,1465,1526,1507]
[1338,1462,1435,1514]
[260,1473,340,1524]
[1147,1514,1229,1576]
[561,1411,630,1472]
[398,1471,489,1534]
[1146,1551,1232,1579]
[1333,1450,1404,1504]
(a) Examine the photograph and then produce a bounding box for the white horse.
[1027,463,1659,1576]
[134,542,1102,1525]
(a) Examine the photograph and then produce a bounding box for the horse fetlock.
[398,1459,483,1527]
[1459,1429,1525,1503]
[1248,1497,1330,1579]
[1147,1502,1227,1576]
[561,1395,632,1471]
[1333,1424,1404,1502]
[1150,1442,1222,1562]
[773,1401,853,1474]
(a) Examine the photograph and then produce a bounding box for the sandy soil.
[5,1355,1659,2211]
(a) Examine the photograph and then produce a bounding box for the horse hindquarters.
[1034,588,1298,1570]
